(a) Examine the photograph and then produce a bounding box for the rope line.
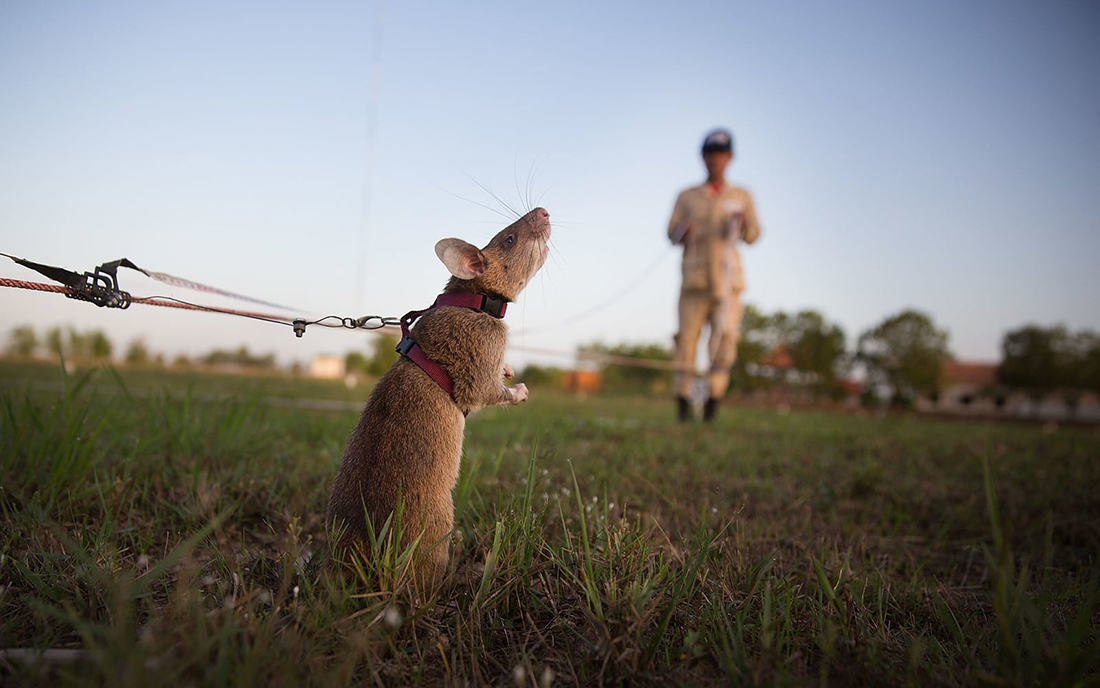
[2,251,297,312]
[508,345,680,371]
[140,270,297,311]
[0,278,400,333]
[0,277,70,295]
[514,245,675,336]
[131,295,304,325]
[1,279,683,371]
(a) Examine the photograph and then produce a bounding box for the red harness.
[396,292,508,400]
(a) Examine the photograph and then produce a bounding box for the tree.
[125,338,151,366]
[1076,331,1100,393]
[786,310,848,397]
[67,329,91,358]
[88,331,112,361]
[857,309,950,405]
[201,346,275,369]
[366,333,400,375]
[997,325,1070,399]
[729,304,769,392]
[998,325,1100,412]
[6,325,38,357]
[344,335,399,377]
[46,326,65,357]
[345,351,370,374]
[732,306,847,397]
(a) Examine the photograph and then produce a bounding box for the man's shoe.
[703,397,719,422]
[677,396,692,423]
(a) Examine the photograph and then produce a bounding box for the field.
[1,360,1098,687]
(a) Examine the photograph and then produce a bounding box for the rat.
[326,207,551,588]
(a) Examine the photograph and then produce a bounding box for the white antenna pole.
[354,0,386,314]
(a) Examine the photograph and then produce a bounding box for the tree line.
[7,315,1100,404]
[344,334,400,376]
[551,308,1100,404]
[4,324,401,375]
[4,325,277,370]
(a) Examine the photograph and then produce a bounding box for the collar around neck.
[434,291,508,318]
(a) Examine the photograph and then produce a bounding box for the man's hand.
[671,222,693,245]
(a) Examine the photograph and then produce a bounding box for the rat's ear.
[435,238,486,280]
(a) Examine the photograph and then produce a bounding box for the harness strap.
[395,291,508,401]
[396,335,455,397]
[432,292,507,318]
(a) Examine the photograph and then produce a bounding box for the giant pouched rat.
[326,207,551,586]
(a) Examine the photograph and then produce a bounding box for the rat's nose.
[529,207,550,224]
[527,207,551,237]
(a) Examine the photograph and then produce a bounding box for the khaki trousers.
[674,291,743,399]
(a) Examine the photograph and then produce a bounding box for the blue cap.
[701,129,734,154]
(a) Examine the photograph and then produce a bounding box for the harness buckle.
[481,294,507,318]
[395,336,417,356]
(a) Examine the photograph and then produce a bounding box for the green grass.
[0,358,369,402]
[1,361,1098,686]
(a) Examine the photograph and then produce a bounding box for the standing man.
[668,128,761,422]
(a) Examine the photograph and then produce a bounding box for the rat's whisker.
[526,158,542,212]
[439,186,515,223]
[513,156,528,217]
[464,173,522,220]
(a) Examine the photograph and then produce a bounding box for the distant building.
[1001,390,1100,422]
[760,344,795,371]
[918,360,1000,414]
[310,355,346,380]
[838,377,863,407]
[563,370,602,394]
[918,360,1100,422]
[747,344,829,403]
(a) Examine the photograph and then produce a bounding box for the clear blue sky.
[2,0,1098,368]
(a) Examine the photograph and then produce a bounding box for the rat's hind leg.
[406,495,454,592]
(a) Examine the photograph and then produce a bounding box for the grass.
[1,360,1098,686]
[0,358,369,403]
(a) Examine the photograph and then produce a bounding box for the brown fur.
[326,208,551,588]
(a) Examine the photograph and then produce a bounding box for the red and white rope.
[0,277,71,295]
[1,277,294,323]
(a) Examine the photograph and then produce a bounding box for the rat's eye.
[504,234,515,247]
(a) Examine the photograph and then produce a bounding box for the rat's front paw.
[503,364,514,380]
[510,383,529,404]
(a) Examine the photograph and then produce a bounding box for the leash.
[0,251,400,337]
[2,250,692,375]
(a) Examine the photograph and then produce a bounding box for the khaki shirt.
[668,182,760,297]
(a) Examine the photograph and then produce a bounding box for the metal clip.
[292,319,307,338]
[69,261,133,309]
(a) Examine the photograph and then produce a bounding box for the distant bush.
[200,346,275,369]
[37,326,113,361]
[517,364,564,387]
[346,333,400,376]
[578,341,672,394]
[125,338,152,366]
[5,325,38,357]
[999,324,1100,398]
